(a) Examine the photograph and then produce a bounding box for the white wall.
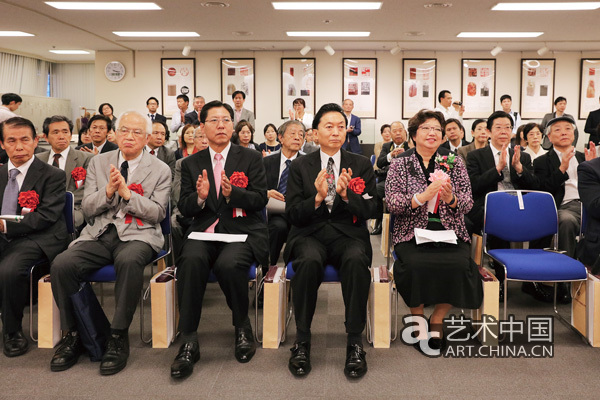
[95,50,600,151]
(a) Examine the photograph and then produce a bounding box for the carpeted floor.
[2,234,600,399]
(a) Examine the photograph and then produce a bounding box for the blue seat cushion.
[488,249,587,281]
[84,249,170,282]
[286,262,340,282]
[207,262,258,283]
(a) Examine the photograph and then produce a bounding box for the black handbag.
[70,282,111,361]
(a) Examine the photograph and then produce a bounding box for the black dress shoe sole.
[51,355,80,372]
[235,348,256,363]
[100,359,128,376]
[344,365,367,379]
[171,351,200,379]
[288,363,311,376]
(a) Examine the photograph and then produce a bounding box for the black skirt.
[393,239,483,309]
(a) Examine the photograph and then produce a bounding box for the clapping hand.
[336,168,353,200]
[196,169,210,200]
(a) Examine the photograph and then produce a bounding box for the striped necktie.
[278,159,291,195]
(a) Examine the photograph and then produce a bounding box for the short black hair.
[263,123,278,135]
[554,96,567,105]
[500,94,512,103]
[487,111,513,130]
[0,116,36,142]
[445,118,464,133]
[438,90,451,103]
[471,119,487,132]
[522,122,544,142]
[146,97,159,106]
[232,90,246,100]
[380,124,391,134]
[77,126,88,146]
[1,93,22,105]
[407,109,445,143]
[292,98,306,108]
[87,114,112,130]
[199,100,234,124]
[98,102,114,115]
[176,94,189,103]
[312,103,347,130]
[152,120,170,141]
[42,115,73,135]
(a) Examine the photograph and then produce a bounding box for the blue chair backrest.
[160,203,171,235]
[370,154,376,166]
[484,190,557,242]
[64,191,75,235]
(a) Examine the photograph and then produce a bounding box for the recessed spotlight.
[49,50,90,54]
[0,31,34,36]
[113,31,200,37]
[458,32,543,38]
[249,46,267,51]
[493,2,600,11]
[423,3,452,8]
[201,2,230,7]
[232,31,253,36]
[46,2,161,10]
[287,31,370,37]
[273,2,381,10]
[404,31,425,37]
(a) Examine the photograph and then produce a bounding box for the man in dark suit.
[372,121,409,235]
[184,96,205,126]
[79,114,118,154]
[263,120,304,264]
[341,99,362,154]
[146,120,176,179]
[170,100,268,380]
[284,103,376,379]
[146,96,167,124]
[37,115,93,227]
[50,111,171,374]
[466,111,537,298]
[440,118,469,152]
[0,117,68,357]
[577,155,600,273]
[584,98,600,146]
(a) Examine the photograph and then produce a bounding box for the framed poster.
[519,59,555,119]
[461,59,496,119]
[343,58,377,118]
[579,59,600,119]
[281,58,316,119]
[160,58,195,118]
[220,58,255,113]
[402,58,436,119]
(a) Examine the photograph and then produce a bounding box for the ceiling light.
[273,2,381,10]
[300,44,311,56]
[458,32,543,38]
[232,31,253,36]
[46,2,161,10]
[201,1,230,7]
[537,46,549,56]
[287,31,370,37]
[423,3,452,8]
[0,31,34,36]
[182,45,191,56]
[49,50,90,54]
[324,44,335,56]
[390,45,401,55]
[113,31,200,37]
[492,2,600,11]
[490,46,502,56]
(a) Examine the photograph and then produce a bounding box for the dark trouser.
[176,240,254,333]
[557,200,581,259]
[375,180,386,220]
[290,225,370,337]
[268,214,290,265]
[51,225,154,331]
[0,237,45,334]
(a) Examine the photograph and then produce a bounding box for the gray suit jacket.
[75,150,171,252]
[37,147,94,227]
[234,108,255,128]
[156,146,176,180]
[457,142,477,162]
[302,141,319,154]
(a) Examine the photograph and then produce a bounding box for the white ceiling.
[1,0,600,62]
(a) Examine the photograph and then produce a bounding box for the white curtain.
[0,52,50,97]
[50,63,95,123]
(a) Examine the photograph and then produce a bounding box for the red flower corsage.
[230,171,248,188]
[71,167,86,188]
[18,190,40,213]
[348,177,365,195]
[125,184,144,226]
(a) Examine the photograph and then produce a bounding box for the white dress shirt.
[554,148,580,205]
[434,105,462,122]
[47,146,70,170]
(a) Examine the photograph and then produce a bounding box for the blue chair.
[482,190,587,323]
[29,191,75,342]
[370,154,376,166]
[84,203,172,344]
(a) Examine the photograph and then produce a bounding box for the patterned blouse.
[385,150,473,245]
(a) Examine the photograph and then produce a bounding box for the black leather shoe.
[100,333,129,375]
[288,342,311,376]
[3,330,28,357]
[234,327,256,363]
[51,331,84,371]
[370,221,382,235]
[344,344,367,379]
[522,282,553,303]
[557,282,572,304]
[171,341,200,379]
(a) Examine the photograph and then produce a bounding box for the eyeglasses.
[206,118,232,125]
[418,126,443,134]
[118,127,145,137]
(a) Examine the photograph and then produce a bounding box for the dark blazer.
[376,141,410,180]
[440,139,470,151]
[36,148,93,227]
[342,114,362,154]
[283,149,377,262]
[0,157,69,260]
[155,146,176,180]
[80,140,118,154]
[466,146,536,232]
[178,144,269,266]
[148,113,167,124]
[534,149,585,207]
[578,158,600,269]
[263,151,302,191]
[184,110,200,126]
[585,108,600,144]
